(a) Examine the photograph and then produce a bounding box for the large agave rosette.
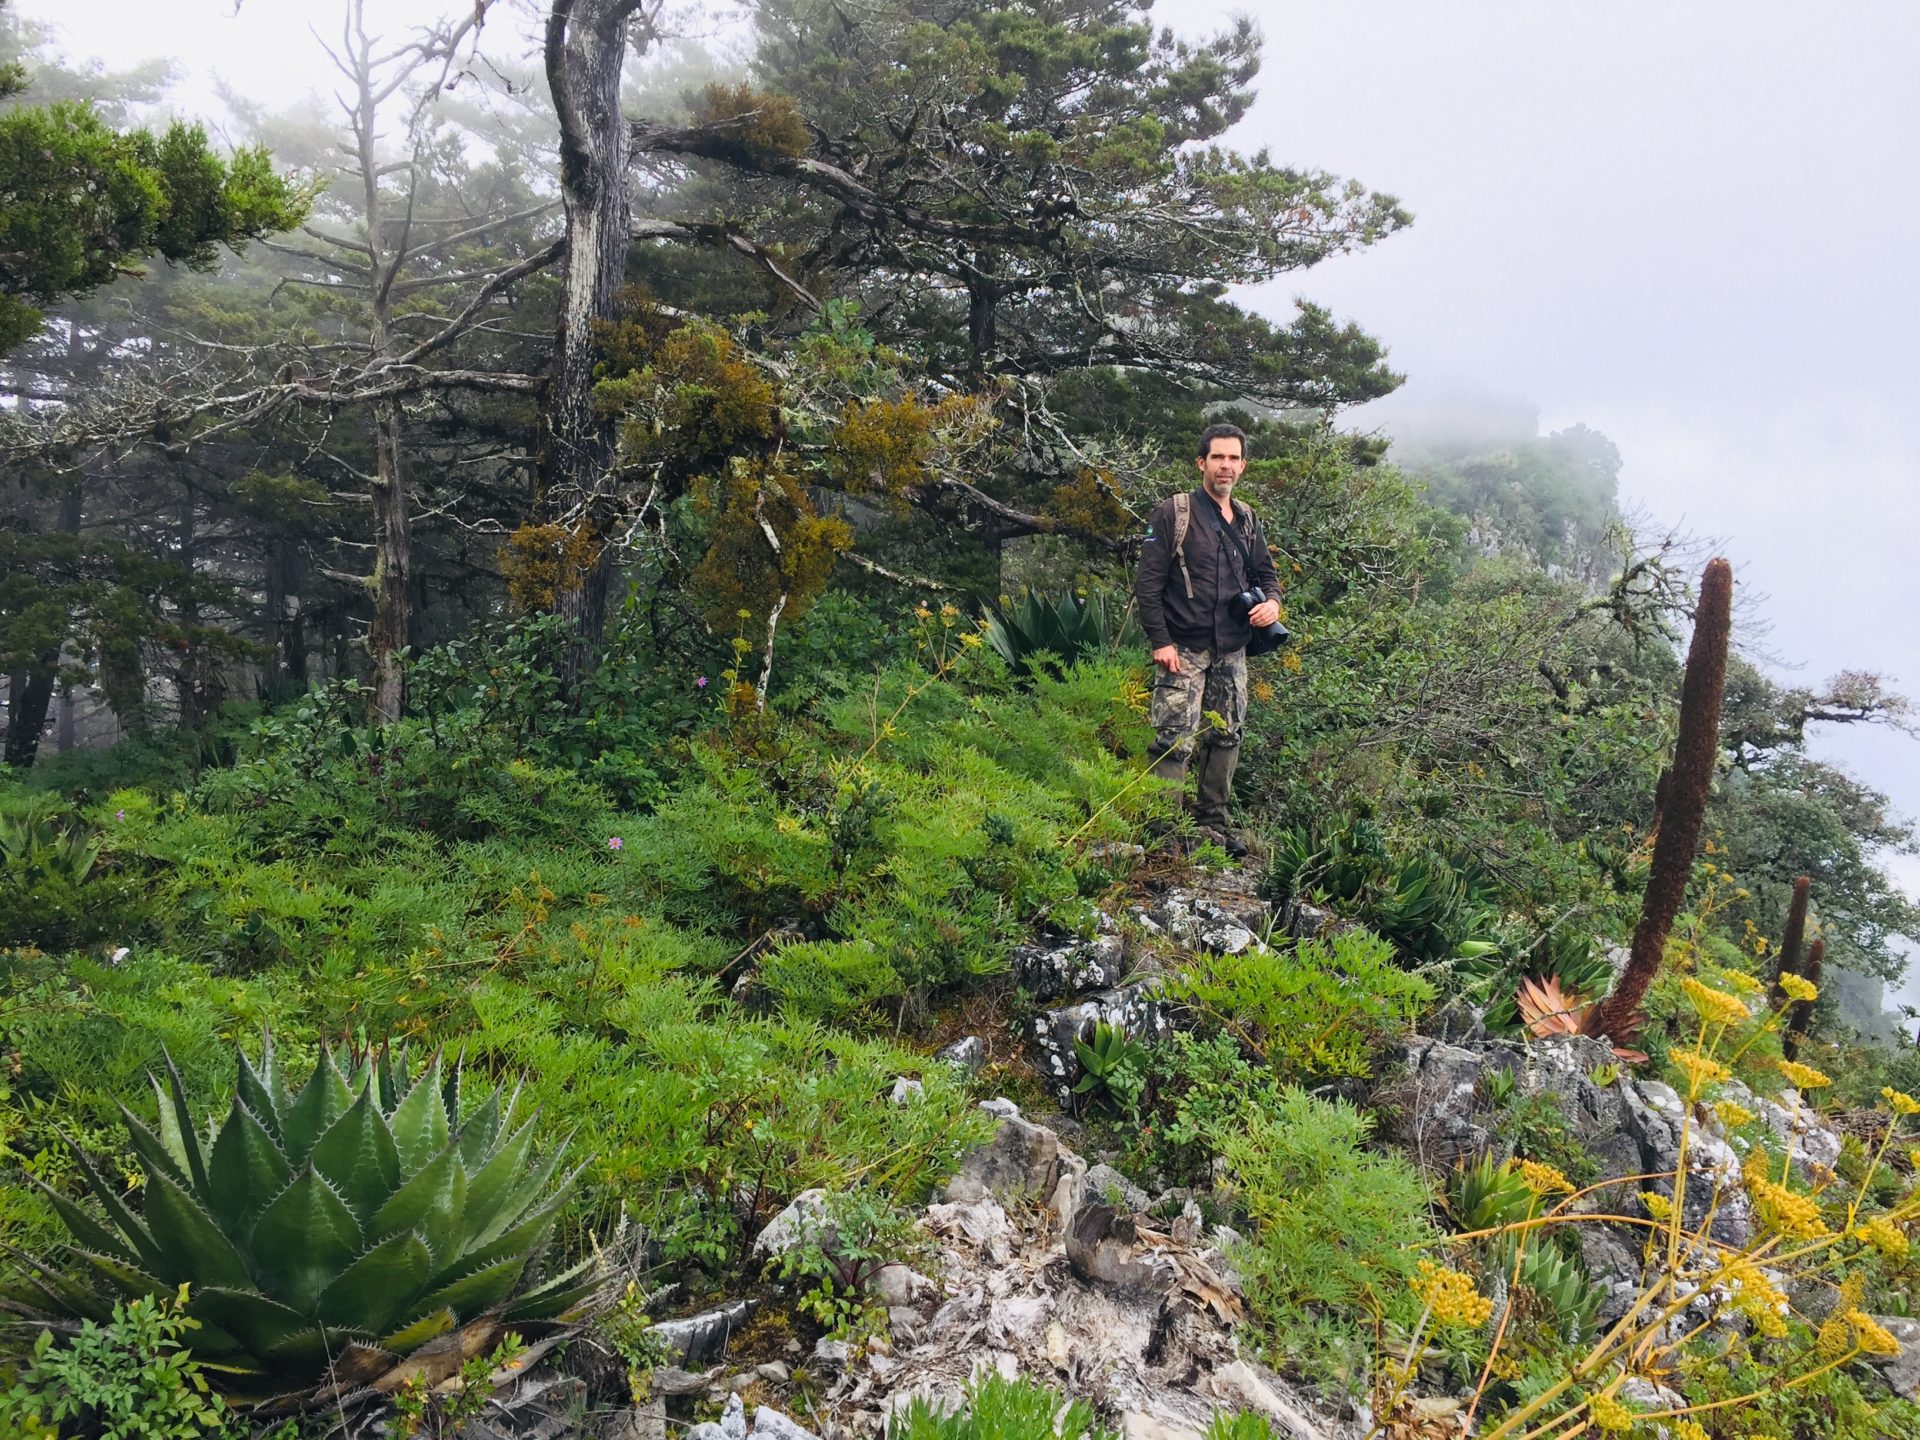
[4,1036,604,1402]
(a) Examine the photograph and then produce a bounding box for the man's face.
[1196,438,1247,501]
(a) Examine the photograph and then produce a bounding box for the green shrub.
[770,1189,924,1341]
[1220,1087,1437,1376]
[0,788,148,951]
[1168,929,1433,1084]
[8,1036,602,1400]
[0,1288,228,1440]
[1135,1032,1284,1184]
[892,1370,1117,1440]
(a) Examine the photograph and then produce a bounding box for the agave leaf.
[308,1088,401,1223]
[257,1323,350,1377]
[207,1095,293,1235]
[251,1164,365,1312]
[192,1285,326,1364]
[331,1339,403,1389]
[441,1056,463,1135]
[280,1045,353,1166]
[74,1247,170,1300]
[370,1141,463,1257]
[44,1137,165,1274]
[32,1177,140,1266]
[463,1144,566,1252]
[409,1253,528,1321]
[142,1165,255,1290]
[0,1244,113,1322]
[458,1113,539,1244]
[343,1045,377,1102]
[236,1044,284,1145]
[314,1230,432,1333]
[117,1104,194,1193]
[501,1251,605,1322]
[150,1089,200,1198]
[449,1181,572,1278]
[454,1084,504,1170]
[375,1044,404,1115]
[154,1049,211,1195]
[388,1053,450,1177]
[381,1305,456,1353]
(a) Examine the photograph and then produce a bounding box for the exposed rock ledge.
[805,1102,1358,1440]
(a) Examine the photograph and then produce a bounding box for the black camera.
[1235,590,1289,658]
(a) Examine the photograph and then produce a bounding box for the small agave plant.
[4,1035,603,1404]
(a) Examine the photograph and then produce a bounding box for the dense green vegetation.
[3,2,1919,1437]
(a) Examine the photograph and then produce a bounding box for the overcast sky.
[24,1,1920,1000]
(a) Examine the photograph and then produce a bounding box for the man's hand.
[1247,599,1280,629]
[1152,644,1182,674]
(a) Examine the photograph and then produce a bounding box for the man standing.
[1133,423,1283,858]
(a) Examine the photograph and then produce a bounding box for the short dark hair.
[1195,423,1249,460]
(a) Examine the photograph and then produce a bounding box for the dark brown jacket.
[1134,490,1282,653]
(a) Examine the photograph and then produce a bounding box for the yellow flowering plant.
[1379,1002,1920,1440]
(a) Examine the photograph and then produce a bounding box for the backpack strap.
[1207,499,1258,584]
[1171,493,1195,599]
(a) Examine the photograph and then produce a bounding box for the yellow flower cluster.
[1881,1087,1920,1117]
[1778,972,1819,1003]
[1588,1393,1635,1432]
[1714,1100,1758,1130]
[1747,1169,1830,1241]
[1639,1190,1673,1221]
[1670,1047,1732,1092]
[1774,1058,1832,1091]
[1519,1159,1575,1195]
[1818,1311,1854,1358]
[1717,968,1765,996]
[1682,976,1752,1026]
[1847,1310,1903,1357]
[1412,1259,1494,1328]
[1854,1216,1910,1262]
[1723,1258,1789,1339]
[1672,1422,1711,1440]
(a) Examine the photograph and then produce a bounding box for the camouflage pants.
[1150,645,1247,766]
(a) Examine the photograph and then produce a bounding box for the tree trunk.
[4,666,56,768]
[367,400,411,724]
[7,481,87,767]
[174,494,212,729]
[544,0,637,666]
[260,535,308,704]
[966,263,998,378]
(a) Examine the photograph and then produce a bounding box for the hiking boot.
[1144,818,1188,858]
[1196,825,1250,861]
[1191,743,1245,857]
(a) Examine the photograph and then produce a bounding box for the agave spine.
[7,1036,599,1399]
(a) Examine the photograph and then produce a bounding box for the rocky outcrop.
[830,1103,1352,1440]
[1010,933,1129,1001]
[1868,1316,1920,1401]
[1386,1035,1510,1172]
